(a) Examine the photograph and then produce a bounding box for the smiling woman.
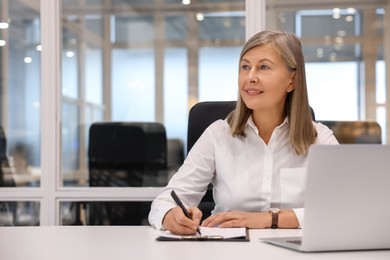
[148,30,339,236]
[238,44,295,122]
[230,31,316,154]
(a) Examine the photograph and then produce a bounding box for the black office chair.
[187,101,316,220]
[0,126,17,226]
[167,138,185,179]
[187,101,237,153]
[0,126,14,187]
[87,122,168,225]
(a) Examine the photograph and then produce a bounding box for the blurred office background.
[0,0,388,226]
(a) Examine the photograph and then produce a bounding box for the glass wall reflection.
[60,0,245,187]
[60,201,151,225]
[271,6,385,124]
[0,201,40,226]
[0,0,41,188]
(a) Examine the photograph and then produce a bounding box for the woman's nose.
[248,69,258,83]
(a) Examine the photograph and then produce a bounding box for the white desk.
[0,226,389,260]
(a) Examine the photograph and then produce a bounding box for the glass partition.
[0,201,40,226]
[268,4,385,125]
[60,0,245,188]
[0,0,41,188]
[60,201,151,225]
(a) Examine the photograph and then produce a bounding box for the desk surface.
[0,226,389,260]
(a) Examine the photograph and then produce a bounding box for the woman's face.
[238,44,295,113]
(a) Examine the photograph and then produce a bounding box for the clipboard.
[156,227,249,242]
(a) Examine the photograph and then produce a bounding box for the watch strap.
[269,208,280,229]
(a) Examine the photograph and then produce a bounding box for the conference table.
[1,226,389,260]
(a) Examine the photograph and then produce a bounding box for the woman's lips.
[244,89,264,96]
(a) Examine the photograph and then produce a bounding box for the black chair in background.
[87,122,168,225]
[0,126,9,187]
[167,138,185,179]
[0,126,16,226]
[88,122,168,187]
[187,101,237,153]
[0,126,15,187]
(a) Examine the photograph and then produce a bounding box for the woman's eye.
[260,64,270,70]
[241,64,250,70]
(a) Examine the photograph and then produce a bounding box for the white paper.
[158,227,246,239]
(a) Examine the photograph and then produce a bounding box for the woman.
[148,30,338,235]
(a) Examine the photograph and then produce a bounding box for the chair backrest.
[167,138,184,178]
[0,126,14,187]
[187,101,236,154]
[87,122,168,225]
[0,126,7,164]
[88,122,168,187]
[319,120,382,144]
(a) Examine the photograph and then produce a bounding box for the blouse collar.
[246,115,289,135]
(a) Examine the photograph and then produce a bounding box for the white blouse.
[148,117,339,230]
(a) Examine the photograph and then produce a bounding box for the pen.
[171,190,202,235]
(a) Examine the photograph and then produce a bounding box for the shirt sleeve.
[314,122,340,144]
[292,208,304,228]
[148,198,175,230]
[148,122,219,230]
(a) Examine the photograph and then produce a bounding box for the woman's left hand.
[201,211,271,229]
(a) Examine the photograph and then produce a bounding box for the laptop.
[262,144,390,252]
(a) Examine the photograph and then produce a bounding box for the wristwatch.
[268,208,280,229]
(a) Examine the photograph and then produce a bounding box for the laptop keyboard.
[286,239,302,245]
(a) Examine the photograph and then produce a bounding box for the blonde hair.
[227,30,316,154]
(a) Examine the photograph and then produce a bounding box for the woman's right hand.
[162,206,202,235]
